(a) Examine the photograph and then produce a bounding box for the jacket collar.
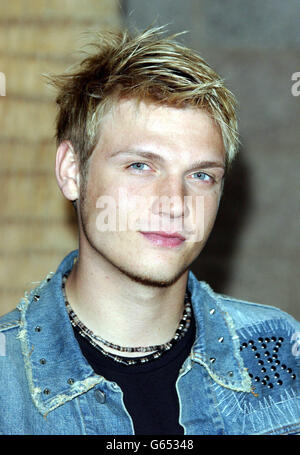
[187,271,251,392]
[17,251,102,417]
[18,250,251,416]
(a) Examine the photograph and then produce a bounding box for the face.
[77,99,225,287]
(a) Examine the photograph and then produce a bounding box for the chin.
[115,260,190,288]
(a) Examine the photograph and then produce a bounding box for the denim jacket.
[0,250,299,435]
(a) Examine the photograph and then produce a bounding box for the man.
[0,27,299,435]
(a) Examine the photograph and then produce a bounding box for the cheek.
[203,192,221,226]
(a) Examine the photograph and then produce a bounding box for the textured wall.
[122,0,300,319]
[0,0,121,316]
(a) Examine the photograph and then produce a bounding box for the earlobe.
[55,141,80,201]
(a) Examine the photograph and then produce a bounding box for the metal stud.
[43,388,50,395]
[209,309,215,315]
[33,295,40,301]
[228,371,234,377]
[35,326,42,332]
[39,358,46,365]
[94,389,106,404]
[67,378,74,385]
[218,337,224,343]
[210,357,216,363]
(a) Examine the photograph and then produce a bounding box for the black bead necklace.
[62,272,192,366]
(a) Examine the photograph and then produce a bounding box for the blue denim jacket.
[0,250,299,435]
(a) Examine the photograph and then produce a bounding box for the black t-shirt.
[73,309,196,435]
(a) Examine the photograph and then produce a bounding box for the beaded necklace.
[62,272,192,366]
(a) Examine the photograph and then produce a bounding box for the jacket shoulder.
[216,291,300,332]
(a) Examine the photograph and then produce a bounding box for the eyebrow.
[109,150,225,170]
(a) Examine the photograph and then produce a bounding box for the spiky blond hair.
[48,26,239,180]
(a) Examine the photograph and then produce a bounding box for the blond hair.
[48,26,239,179]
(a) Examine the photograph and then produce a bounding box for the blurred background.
[0,0,299,319]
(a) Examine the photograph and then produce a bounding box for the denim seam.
[17,290,43,415]
[218,305,252,392]
[261,421,300,435]
[206,374,226,435]
[175,358,193,435]
[211,381,300,434]
[191,354,251,393]
[237,318,295,341]
[0,321,20,331]
[191,281,252,393]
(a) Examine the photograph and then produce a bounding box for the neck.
[64,249,189,358]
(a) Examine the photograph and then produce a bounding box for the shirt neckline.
[73,308,196,376]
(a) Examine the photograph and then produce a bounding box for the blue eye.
[191,172,213,182]
[129,162,150,171]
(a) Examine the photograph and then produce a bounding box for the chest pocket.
[237,323,300,434]
[211,320,300,435]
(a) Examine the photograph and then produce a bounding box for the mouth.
[139,231,186,248]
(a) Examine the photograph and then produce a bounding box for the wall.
[0,0,121,316]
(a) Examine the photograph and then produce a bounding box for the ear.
[55,141,80,201]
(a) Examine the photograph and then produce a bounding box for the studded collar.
[18,250,251,416]
[187,271,252,392]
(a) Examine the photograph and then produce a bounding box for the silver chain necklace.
[62,272,192,366]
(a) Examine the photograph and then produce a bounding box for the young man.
[0,27,299,436]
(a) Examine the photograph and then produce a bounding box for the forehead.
[95,98,225,161]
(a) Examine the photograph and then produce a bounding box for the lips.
[139,231,185,247]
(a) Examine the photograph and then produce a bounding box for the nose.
[151,175,188,220]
